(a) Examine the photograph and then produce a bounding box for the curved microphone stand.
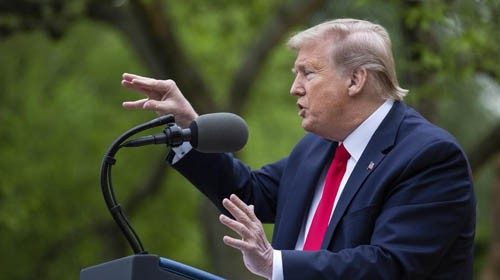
[100,114,175,254]
[84,114,224,280]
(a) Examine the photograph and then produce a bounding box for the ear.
[347,68,368,97]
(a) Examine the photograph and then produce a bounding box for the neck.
[329,95,385,142]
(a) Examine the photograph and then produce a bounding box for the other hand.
[121,73,198,128]
[219,194,273,279]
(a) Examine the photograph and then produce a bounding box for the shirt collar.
[342,99,394,162]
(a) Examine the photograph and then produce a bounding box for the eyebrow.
[291,64,308,74]
[292,62,321,74]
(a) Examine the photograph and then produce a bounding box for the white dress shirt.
[272,99,394,280]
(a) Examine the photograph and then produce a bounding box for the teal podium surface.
[80,254,224,280]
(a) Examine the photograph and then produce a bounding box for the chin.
[301,119,332,139]
[301,119,315,133]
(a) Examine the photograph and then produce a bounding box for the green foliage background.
[0,1,499,279]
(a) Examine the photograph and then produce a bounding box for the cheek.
[308,90,332,114]
[305,78,344,115]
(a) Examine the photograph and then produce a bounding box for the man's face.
[290,40,352,140]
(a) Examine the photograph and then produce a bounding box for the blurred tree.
[1,0,327,279]
[0,0,499,279]
[480,158,500,280]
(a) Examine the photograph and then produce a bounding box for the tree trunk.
[400,1,440,122]
[480,156,500,280]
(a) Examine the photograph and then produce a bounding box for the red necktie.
[303,144,350,251]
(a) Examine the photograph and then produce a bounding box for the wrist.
[264,247,274,279]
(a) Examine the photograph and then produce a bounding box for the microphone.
[122,113,248,153]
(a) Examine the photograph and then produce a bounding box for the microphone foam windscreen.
[190,113,248,153]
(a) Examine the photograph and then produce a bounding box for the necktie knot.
[334,144,350,162]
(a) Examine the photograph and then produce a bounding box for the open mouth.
[297,103,306,117]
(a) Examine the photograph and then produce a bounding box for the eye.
[304,70,315,80]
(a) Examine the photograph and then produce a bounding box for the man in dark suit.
[121,18,475,279]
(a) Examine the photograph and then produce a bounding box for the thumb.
[142,99,171,115]
[142,99,161,111]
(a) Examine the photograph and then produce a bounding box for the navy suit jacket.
[170,101,475,279]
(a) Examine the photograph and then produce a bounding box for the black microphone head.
[189,113,248,153]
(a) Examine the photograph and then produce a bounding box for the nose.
[290,75,305,97]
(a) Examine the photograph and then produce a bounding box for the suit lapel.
[321,101,406,249]
[274,138,335,249]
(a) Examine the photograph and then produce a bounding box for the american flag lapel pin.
[367,161,375,171]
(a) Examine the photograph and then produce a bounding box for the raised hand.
[219,194,273,279]
[121,73,198,128]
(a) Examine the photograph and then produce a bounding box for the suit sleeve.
[281,139,475,279]
[168,149,287,223]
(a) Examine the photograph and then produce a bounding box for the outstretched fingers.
[222,196,252,225]
[125,73,176,93]
[229,194,259,223]
[120,73,198,126]
[121,79,161,100]
[122,98,149,110]
[218,194,274,279]
[122,72,150,82]
[219,214,251,241]
[121,73,176,100]
[222,235,251,251]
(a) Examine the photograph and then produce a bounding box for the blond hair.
[287,19,408,100]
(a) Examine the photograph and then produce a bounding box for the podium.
[80,254,224,280]
[80,116,227,280]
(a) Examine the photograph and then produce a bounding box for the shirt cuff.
[171,142,193,164]
[271,250,284,280]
